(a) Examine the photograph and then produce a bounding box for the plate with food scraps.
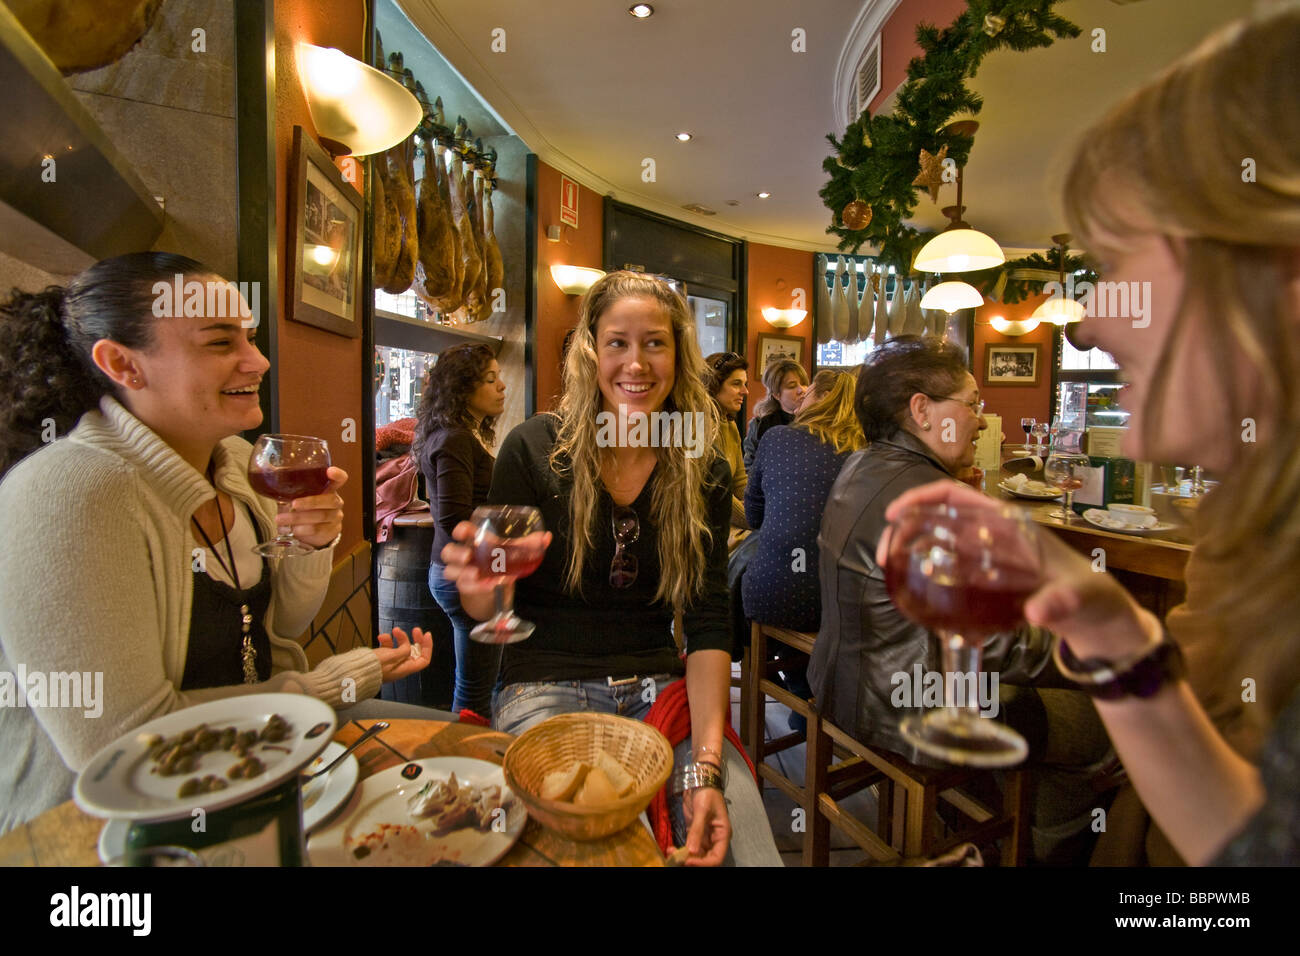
[307,757,527,867]
[76,693,336,822]
[95,739,359,863]
[998,478,1062,500]
[1082,509,1178,534]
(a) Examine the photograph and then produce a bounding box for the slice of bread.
[540,761,588,801]
[594,750,635,798]
[573,766,619,806]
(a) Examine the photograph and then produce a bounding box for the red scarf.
[642,678,757,855]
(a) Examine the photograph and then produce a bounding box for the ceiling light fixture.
[913,121,1004,274]
[297,43,422,156]
[1031,233,1087,325]
[920,280,983,314]
[675,131,692,142]
[550,264,606,295]
[628,4,654,18]
[756,191,771,199]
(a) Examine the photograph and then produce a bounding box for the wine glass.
[1019,417,1036,453]
[247,434,332,558]
[885,502,1042,767]
[468,505,547,644]
[1044,452,1091,521]
[1029,422,1049,456]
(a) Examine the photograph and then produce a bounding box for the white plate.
[1082,509,1178,534]
[76,693,335,822]
[998,481,1062,500]
[96,738,360,863]
[307,757,526,867]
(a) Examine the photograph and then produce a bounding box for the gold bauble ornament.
[983,13,1006,36]
[841,200,872,231]
[912,145,949,203]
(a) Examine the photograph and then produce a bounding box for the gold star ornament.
[912,145,949,203]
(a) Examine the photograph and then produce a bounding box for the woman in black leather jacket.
[807,336,1111,862]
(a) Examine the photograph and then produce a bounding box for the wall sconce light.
[761,307,807,329]
[990,315,1041,337]
[550,264,605,295]
[297,42,422,156]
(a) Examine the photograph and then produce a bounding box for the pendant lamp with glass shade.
[920,280,984,313]
[913,121,1005,274]
[1032,234,1087,324]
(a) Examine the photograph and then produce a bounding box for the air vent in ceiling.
[682,202,717,216]
[853,35,882,122]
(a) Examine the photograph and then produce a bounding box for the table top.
[0,719,664,868]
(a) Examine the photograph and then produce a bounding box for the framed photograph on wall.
[985,344,1041,387]
[757,333,804,372]
[288,125,362,338]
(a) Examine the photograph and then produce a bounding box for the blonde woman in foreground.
[888,5,1300,864]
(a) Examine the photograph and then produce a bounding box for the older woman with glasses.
[438,271,781,866]
[808,336,1112,863]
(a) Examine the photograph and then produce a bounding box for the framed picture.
[288,126,362,338]
[985,344,1041,387]
[757,333,804,371]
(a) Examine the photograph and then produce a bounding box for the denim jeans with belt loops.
[493,674,783,866]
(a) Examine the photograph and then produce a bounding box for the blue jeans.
[429,559,502,716]
[493,675,783,867]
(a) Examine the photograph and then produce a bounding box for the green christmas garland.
[821,0,1080,272]
[968,251,1099,304]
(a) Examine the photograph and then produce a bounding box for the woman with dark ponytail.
[0,252,432,833]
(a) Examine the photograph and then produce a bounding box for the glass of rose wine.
[468,505,547,644]
[1044,452,1090,522]
[885,502,1043,767]
[247,434,332,558]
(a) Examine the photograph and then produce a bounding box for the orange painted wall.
[869,0,969,114]
[273,0,366,552]
[534,160,603,412]
[745,243,815,422]
[974,294,1057,445]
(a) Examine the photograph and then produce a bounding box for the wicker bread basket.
[502,713,674,842]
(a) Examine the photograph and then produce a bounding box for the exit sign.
[560,176,579,228]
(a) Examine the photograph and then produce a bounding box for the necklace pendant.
[242,635,258,684]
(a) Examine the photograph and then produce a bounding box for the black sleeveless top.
[181,501,274,690]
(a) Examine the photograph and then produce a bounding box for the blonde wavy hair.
[548,271,720,609]
[792,369,864,455]
[1064,4,1300,733]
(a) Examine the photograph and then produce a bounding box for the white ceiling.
[396,0,1259,254]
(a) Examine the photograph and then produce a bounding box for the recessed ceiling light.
[675,131,692,142]
[629,4,654,18]
[756,191,771,199]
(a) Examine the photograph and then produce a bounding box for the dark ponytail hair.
[0,251,210,478]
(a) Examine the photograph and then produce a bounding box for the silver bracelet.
[672,761,725,795]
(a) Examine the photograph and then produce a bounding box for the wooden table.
[0,719,664,867]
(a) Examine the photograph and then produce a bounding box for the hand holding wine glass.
[247,434,335,557]
[440,506,550,644]
[880,481,1163,667]
[882,499,1043,766]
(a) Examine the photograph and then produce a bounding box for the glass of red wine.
[1044,452,1090,521]
[247,434,332,558]
[468,505,547,645]
[1019,417,1036,453]
[884,502,1043,767]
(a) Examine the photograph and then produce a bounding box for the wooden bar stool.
[743,621,854,866]
[809,715,1031,866]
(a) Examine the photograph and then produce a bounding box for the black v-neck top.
[487,414,732,686]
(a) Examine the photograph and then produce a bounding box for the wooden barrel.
[375,522,454,708]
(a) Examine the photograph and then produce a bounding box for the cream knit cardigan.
[0,396,382,832]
